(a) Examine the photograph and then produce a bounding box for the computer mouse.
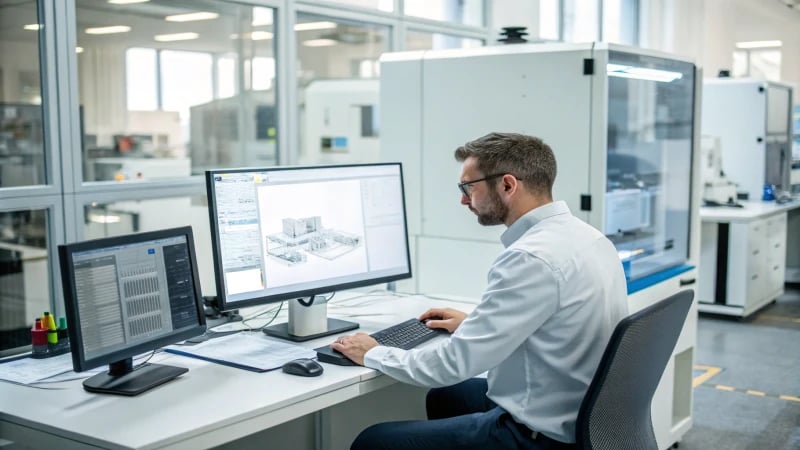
[282,358,324,377]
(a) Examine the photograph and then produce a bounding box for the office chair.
[575,289,694,450]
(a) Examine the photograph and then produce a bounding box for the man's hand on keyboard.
[419,308,467,334]
[330,333,378,366]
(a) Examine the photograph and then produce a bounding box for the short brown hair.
[454,132,557,197]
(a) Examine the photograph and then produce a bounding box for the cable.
[255,302,284,330]
[239,302,284,331]
[133,350,157,368]
[328,289,408,308]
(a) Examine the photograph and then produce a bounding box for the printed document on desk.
[165,332,316,372]
[0,353,102,385]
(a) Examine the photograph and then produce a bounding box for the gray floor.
[679,287,800,450]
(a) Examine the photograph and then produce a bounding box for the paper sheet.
[0,353,78,384]
[165,332,316,371]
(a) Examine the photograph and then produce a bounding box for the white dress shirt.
[364,201,629,443]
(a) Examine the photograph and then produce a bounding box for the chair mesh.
[576,290,694,450]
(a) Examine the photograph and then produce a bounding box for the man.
[331,132,628,450]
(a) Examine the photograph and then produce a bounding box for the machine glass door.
[605,51,696,282]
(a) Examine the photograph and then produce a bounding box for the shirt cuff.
[363,345,392,370]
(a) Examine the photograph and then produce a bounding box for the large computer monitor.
[206,163,412,341]
[58,226,206,396]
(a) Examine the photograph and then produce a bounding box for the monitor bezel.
[58,226,207,372]
[206,162,413,311]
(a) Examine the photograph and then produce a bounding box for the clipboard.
[164,332,316,372]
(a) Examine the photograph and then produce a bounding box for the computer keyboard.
[315,318,446,366]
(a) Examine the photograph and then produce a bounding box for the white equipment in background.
[700,136,738,205]
[300,79,379,165]
[701,79,794,201]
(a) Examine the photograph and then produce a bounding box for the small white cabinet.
[699,202,794,317]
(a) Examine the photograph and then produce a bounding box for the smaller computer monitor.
[58,226,206,396]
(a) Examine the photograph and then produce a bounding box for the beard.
[475,188,508,226]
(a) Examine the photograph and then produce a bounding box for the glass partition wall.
[0,0,46,187]
[295,13,390,166]
[75,0,278,181]
[1,0,489,355]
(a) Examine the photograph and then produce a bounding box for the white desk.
[0,288,695,450]
[0,295,474,450]
[699,200,800,317]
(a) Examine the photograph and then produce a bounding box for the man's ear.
[502,174,516,193]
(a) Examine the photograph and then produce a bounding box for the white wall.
[493,0,800,88]
[699,0,800,88]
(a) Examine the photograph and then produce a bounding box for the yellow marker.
[746,390,765,397]
[44,312,58,345]
[715,385,735,391]
[779,395,800,402]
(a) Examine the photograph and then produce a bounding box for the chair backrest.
[575,289,694,450]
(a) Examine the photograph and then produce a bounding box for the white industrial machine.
[701,79,794,201]
[700,135,738,205]
[300,79,379,165]
[380,42,701,449]
[189,91,277,174]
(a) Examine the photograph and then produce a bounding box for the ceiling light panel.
[295,21,337,31]
[154,32,200,42]
[165,12,219,22]
[735,40,782,49]
[85,26,132,35]
[23,24,42,30]
[303,38,338,47]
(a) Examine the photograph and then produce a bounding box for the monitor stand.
[263,295,358,342]
[83,358,188,396]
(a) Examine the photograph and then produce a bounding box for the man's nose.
[460,194,470,205]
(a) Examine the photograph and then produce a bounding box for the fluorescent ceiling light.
[230,31,273,40]
[85,25,132,34]
[154,32,199,42]
[88,213,121,224]
[108,0,150,4]
[735,40,782,49]
[165,12,219,22]
[303,38,338,47]
[295,21,337,31]
[76,47,84,53]
[250,31,273,40]
[23,24,42,30]
[607,64,683,83]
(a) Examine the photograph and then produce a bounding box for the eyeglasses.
[457,173,506,197]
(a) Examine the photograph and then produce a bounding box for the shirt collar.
[500,201,571,248]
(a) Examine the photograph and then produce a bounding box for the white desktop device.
[700,135,738,205]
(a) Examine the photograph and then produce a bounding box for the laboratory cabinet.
[699,202,797,317]
[380,42,701,450]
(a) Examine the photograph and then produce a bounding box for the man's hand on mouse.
[330,333,378,366]
[419,308,467,333]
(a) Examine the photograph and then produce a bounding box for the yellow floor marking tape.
[693,365,722,387]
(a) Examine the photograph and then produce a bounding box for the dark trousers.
[350,378,575,450]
